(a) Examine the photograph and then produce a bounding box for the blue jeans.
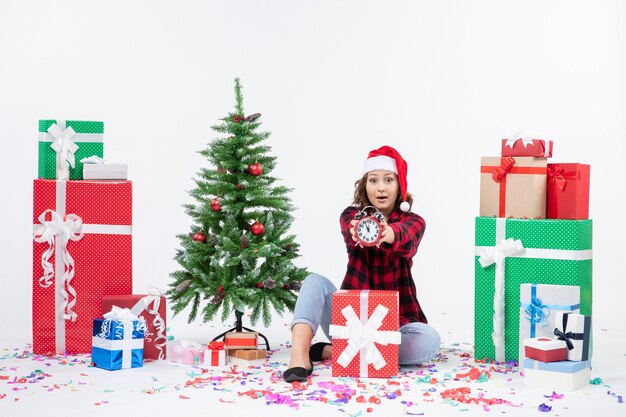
[291,273,441,365]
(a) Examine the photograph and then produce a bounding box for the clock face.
[356,217,381,246]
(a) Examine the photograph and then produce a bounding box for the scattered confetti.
[538,403,552,412]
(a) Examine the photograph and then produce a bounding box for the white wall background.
[0,0,624,346]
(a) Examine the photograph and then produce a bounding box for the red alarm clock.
[353,206,386,247]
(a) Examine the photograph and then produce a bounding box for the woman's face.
[365,170,399,217]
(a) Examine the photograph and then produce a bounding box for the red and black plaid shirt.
[339,206,428,326]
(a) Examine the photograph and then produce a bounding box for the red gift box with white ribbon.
[102,294,167,360]
[329,290,401,378]
[501,137,553,158]
[32,179,132,354]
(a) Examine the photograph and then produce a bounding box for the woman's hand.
[377,221,395,246]
[349,219,358,242]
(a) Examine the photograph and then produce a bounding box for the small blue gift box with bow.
[91,307,146,371]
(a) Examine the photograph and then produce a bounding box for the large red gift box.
[501,138,553,158]
[329,290,401,378]
[32,179,132,354]
[102,294,167,360]
[546,163,590,220]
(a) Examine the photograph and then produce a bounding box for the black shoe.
[308,342,331,362]
[283,366,313,383]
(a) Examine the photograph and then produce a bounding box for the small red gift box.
[546,163,590,220]
[224,332,257,349]
[102,294,167,360]
[204,341,227,366]
[32,179,132,354]
[329,290,401,378]
[524,337,568,362]
[501,138,553,158]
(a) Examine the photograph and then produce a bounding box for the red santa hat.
[362,145,410,212]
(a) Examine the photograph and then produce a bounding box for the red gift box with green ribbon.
[547,163,590,220]
[32,179,132,354]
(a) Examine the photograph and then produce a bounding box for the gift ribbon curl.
[478,238,525,362]
[329,304,401,371]
[33,209,84,321]
[131,294,167,359]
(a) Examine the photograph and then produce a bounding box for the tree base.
[211,310,270,350]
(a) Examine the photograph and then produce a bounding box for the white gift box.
[519,284,580,369]
[523,359,590,391]
[83,163,128,180]
[553,312,592,361]
[204,347,227,366]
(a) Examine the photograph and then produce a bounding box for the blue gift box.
[92,318,145,370]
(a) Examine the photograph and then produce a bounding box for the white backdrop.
[0,0,624,347]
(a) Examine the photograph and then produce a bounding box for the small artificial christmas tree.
[168,78,308,333]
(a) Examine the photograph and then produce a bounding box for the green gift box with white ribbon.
[38,120,104,180]
[474,217,592,363]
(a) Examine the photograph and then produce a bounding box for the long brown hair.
[352,174,413,211]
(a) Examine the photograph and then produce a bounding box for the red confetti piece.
[0,375,9,380]
[179,395,191,399]
[367,407,373,412]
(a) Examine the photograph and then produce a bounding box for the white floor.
[1,318,624,417]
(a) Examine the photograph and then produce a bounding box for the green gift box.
[474,217,592,363]
[38,120,104,180]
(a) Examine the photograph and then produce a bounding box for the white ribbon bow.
[478,238,525,362]
[33,209,84,321]
[504,133,536,149]
[48,121,79,180]
[131,293,167,359]
[329,304,401,371]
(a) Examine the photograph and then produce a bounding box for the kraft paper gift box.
[474,217,592,363]
[553,311,592,361]
[228,349,267,360]
[32,179,133,354]
[224,332,258,349]
[523,359,590,391]
[102,294,167,360]
[329,290,401,378]
[204,341,227,366]
[83,163,128,180]
[519,283,580,368]
[501,138,553,158]
[170,340,204,366]
[480,156,547,218]
[91,308,145,371]
[38,120,104,180]
[547,163,591,220]
[523,337,568,363]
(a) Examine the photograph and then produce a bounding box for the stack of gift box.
[474,135,592,389]
[32,119,168,371]
[169,331,267,367]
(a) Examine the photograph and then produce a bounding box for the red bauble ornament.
[233,115,239,122]
[248,161,263,176]
[282,284,289,289]
[218,285,223,292]
[211,198,222,211]
[256,282,263,288]
[193,232,207,243]
[236,184,245,190]
[250,221,265,236]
